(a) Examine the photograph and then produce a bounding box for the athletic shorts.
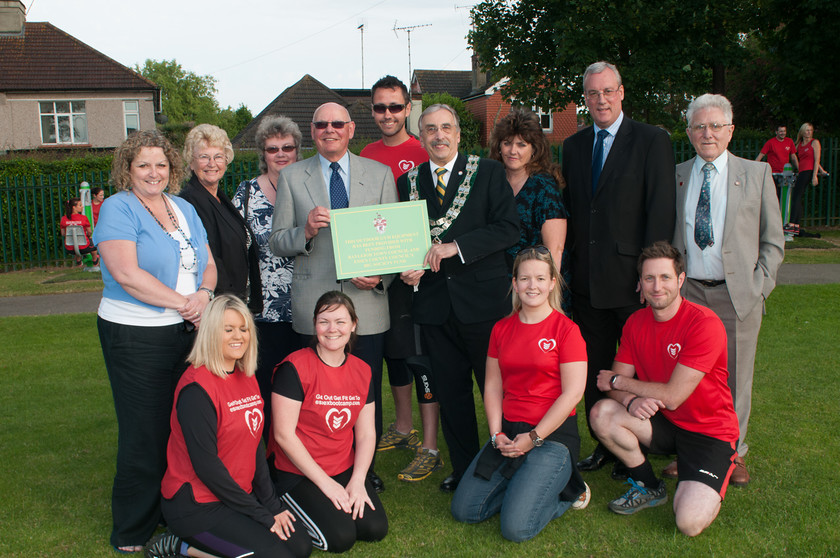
[645,413,738,499]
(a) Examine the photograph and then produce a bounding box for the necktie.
[435,167,447,205]
[591,129,609,195]
[329,162,348,209]
[694,162,715,249]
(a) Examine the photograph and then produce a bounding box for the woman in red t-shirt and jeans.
[60,197,99,266]
[790,123,826,234]
[451,246,589,542]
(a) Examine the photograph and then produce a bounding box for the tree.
[136,59,219,127]
[422,93,481,149]
[468,0,757,129]
[217,104,254,140]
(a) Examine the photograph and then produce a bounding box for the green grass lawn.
[0,267,103,297]
[2,284,839,557]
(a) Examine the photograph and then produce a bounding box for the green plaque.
[330,201,431,280]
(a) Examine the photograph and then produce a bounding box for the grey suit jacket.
[269,152,397,335]
[674,152,785,320]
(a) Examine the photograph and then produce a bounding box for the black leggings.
[278,468,388,553]
[790,169,813,225]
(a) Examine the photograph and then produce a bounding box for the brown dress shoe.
[730,456,750,486]
[662,459,678,479]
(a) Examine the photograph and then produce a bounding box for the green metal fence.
[2,141,837,271]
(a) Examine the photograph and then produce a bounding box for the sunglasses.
[372,104,406,114]
[264,145,296,154]
[313,120,351,130]
[518,245,550,256]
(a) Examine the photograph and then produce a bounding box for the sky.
[24,0,477,114]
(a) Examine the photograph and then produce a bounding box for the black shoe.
[439,472,461,493]
[144,532,182,558]
[611,460,631,480]
[577,444,616,471]
[367,470,385,494]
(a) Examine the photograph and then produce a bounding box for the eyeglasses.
[372,103,406,114]
[264,145,296,154]
[313,120,351,130]
[688,123,733,133]
[422,123,455,135]
[515,244,556,265]
[585,88,619,100]
[196,154,226,164]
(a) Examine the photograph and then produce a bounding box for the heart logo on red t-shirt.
[326,408,352,432]
[667,343,682,359]
[399,160,415,172]
[245,408,263,438]
[538,338,557,352]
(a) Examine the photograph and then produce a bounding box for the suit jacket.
[269,152,396,335]
[674,152,785,320]
[396,154,519,325]
[180,176,263,313]
[562,117,676,308]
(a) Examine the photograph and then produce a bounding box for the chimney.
[471,53,488,93]
[0,0,25,35]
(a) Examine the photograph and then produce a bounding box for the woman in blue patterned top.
[489,109,571,312]
[233,115,303,442]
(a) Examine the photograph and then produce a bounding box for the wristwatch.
[199,287,215,300]
[529,430,544,447]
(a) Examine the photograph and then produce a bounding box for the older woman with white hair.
[181,123,262,312]
[233,115,304,442]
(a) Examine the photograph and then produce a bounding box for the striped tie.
[435,167,447,205]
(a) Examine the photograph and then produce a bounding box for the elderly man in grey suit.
[270,102,397,492]
[672,93,784,486]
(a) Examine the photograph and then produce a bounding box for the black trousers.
[97,317,194,548]
[421,315,497,476]
[790,169,813,225]
[279,468,388,553]
[255,321,301,445]
[571,296,641,438]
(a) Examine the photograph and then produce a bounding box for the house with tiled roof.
[411,61,577,147]
[0,0,160,152]
[233,75,379,151]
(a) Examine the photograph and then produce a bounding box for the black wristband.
[626,396,640,413]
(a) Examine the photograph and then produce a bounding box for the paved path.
[1,264,838,318]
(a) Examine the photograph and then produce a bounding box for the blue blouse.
[93,191,210,312]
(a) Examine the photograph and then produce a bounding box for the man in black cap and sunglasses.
[270,101,397,493]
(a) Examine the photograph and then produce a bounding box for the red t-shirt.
[797,140,815,172]
[488,310,587,425]
[162,365,265,502]
[360,136,429,184]
[615,299,739,442]
[60,214,91,249]
[269,348,372,477]
[760,137,795,173]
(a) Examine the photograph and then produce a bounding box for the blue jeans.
[451,440,573,542]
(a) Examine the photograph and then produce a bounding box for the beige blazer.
[269,152,397,335]
[674,152,785,320]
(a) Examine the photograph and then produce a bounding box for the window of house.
[40,101,88,144]
[124,100,140,137]
[532,105,553,132]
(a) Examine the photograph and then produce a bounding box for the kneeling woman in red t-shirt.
[451,246,589,542]
[269,291,388,553]
[149,294,312,558]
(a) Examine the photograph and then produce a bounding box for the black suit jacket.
[180,177,263,313]
[397,154,519,325]
[562,117,676,308]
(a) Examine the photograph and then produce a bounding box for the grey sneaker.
[398,448,443,482]
[608,478,667,515]
[572,482,591,510]
[377,423,421,452]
